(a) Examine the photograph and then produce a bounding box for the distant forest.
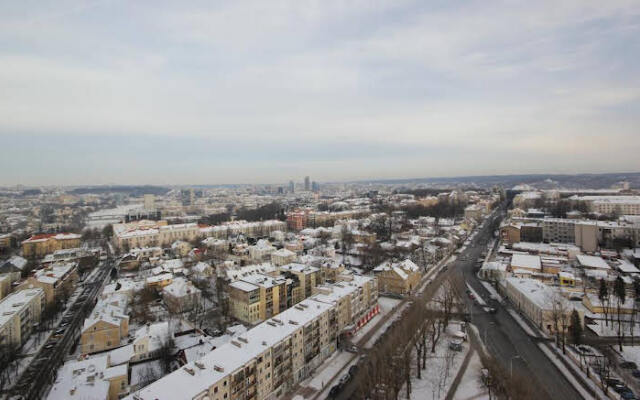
[70,185,170,196]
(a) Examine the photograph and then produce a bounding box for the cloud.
[0,0,638,184]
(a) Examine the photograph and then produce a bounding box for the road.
[455,205,585,400]
[334,205,586,400]
[10,253,114,400]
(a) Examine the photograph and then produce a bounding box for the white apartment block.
[0,288,45,347]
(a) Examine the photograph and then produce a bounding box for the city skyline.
[1,1,639,185]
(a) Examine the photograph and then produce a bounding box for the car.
[329,385,342,397]
[44,343,56,350]
[622,361,638,369]
[345,345,359,354]
[339,373,350,385]
[449,341,463,351]
[632,369,640,378]
[621,391,637,400]
[576,345,593,354]
[613,384,630,393]
[349,364,359,376]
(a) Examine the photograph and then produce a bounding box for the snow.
[403,323,470,400]
[622,346,640,365]
[452,351,488,400]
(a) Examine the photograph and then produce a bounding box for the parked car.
[621,361,638,369]
[339,374,350,385]
[449,340,463,351]
[329,385,342,397]
[613,383,630,393]
[621,391,637,400]
[576,345,593,354]
[349,364,359,377]
[345,345,359,354]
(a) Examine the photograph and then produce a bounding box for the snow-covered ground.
[588,320,640,337]
[402,323,470,400]
[453,351,488,400]
[622,346,640,364]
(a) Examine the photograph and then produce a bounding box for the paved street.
[456,207,585,400]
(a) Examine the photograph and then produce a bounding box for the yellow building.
[278,264,321,305]
[145,273,173,289]
[81,304,129,354]
[0,274,11,301]
[228,274,288,324]
[127,277,379,400]
[0,288,45,347]
[373,259,422,295]
[21,233,81,258]
[16,262,79,307]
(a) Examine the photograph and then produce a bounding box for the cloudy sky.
[1,0,639,186]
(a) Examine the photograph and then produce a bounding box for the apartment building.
[228,274,288,324]
[0,274,11,300]
[16,262,79,306]
[112,220,200,249]
[48,354,129,400]
[21,233,82,258]
[278,264,321,306]
[0,288,45,347]
[126,276,378,400]
[200,220,286,240]
[572,195,640,215]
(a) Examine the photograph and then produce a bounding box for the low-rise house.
[248,240,276,261]
[479,261,508,281]
[510,254,542,273]
[131,321,171,362]
[373,259,422,295]
[0,256,28,281]
[0,288,44,347]
[162,278,202,313]
[47,354,128,400]
[171,240,192,257]
[505,278,584,334]
[271,248,296,266]
[190,262,214,279]
[81,302,129,354]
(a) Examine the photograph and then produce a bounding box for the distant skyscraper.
[144,194,155,210]
[289,180,295,193]
[304,176,310,191]
[311,181,319,193]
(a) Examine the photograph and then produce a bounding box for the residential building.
[47,354,128,400]
[0,256,28,281]
[125,278,378,400]
[504,278,583,334]
[373,259,422,295]
[81,302,129,354]
[16,262,79,306]
[228,274,288,324]
[131,321,170,362]
[21,233,81,258]
[0,274,11,300]
[163,278,202,313]
[0,288,44,347]
[271,248,296,266]
[278,264,321,306]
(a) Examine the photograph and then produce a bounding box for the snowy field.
[588,320,640,337]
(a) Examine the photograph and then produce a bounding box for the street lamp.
[510,355,521,379]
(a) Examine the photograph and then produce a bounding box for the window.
[214,387,218,393]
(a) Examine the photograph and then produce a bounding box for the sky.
[1,0,639,186]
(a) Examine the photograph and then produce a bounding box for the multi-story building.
[16,262,79,306]
[228,274,288,324]
[112,220,200,249]
[571,195,640,215]
[48,354,129,400]
[21,233,81,258]
[271,248,297,267]
[125,277,378,400]
[278,264,321,306]
[0,288,45,347]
